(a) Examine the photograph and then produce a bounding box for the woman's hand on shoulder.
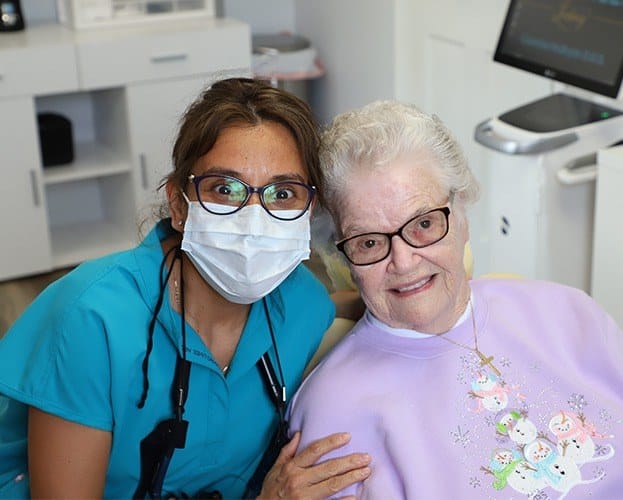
[258,431,371,500]
[28,406,111,498]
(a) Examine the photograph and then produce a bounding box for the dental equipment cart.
[474,0,623,293]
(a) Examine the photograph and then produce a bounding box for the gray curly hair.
[319,100,480,225]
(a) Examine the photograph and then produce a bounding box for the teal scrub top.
[0,220,335,498]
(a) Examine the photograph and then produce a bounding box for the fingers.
[278,438,371,499]
[306,452,371,486]
[273,432,301,466]
[260,432,371,500]
[292,432,353,468]
[306,458,371,499]
[273,461,371,500]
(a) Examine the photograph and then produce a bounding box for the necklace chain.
[173,278,181,305]
[172,271,229,375]
[439,300,501,376]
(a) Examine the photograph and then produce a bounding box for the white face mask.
[180,199,311,304]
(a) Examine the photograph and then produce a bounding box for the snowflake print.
[592,466,606,481]
[460,353,480,373]
[568,393,588,412]
[595,444,612,458]
[468,476,481,488]
[450,426,471,447]
[499,356,511,368]
[529,491,551,500]
[599,408,612,422]
[484,414,497,427]
[518,400,530,414]
[495,433,509,445]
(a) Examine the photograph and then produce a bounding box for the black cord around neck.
[137,245,184,409]
[244,299,288,498]
[262,297,286,406]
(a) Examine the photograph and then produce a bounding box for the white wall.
[293,0,398,125]
[222,0,294,34]
[21,0,57,23]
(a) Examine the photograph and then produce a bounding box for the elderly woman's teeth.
[398,277,431,292]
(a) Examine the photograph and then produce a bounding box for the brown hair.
[165,77,323,203]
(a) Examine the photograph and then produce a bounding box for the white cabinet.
[0,18,250,281]
[74,18,249,89]
[126,76,212,212]
[591,145,623,327]
[0,24,79,98]
[0,97,53,279]
[36,88,137,268]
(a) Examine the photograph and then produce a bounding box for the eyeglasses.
[336,206,451,266]
[188,174,315,221]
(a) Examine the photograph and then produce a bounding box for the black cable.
[262,297,286,405]
[137,245,182,409]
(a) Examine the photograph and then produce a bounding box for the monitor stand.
[498,93,623,133]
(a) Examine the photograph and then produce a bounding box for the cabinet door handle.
[30,170,40,206]
[150,53,188,64]
[139,154,148,189]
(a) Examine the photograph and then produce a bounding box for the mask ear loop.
[137,245,184,409]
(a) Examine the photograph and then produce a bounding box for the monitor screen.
[494,0,623,97]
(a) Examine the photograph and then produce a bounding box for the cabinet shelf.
[43,142,133,185]
[46,171,137,269]
[50,220,137,268]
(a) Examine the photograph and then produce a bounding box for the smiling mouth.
[395,275,433,293]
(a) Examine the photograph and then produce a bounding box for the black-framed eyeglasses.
[336,206,451,266]
[188,174,316,221]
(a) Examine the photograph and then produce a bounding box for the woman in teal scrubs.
[0,77,371,499]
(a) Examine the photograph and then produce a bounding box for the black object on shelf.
[0,1,25,32]
[37,113,74,167]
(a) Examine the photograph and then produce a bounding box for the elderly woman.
[287,101,623,499]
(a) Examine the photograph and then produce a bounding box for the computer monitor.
[494,0,623,98]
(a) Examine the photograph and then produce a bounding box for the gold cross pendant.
[476,349,501,377]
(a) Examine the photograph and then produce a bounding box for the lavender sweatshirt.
[288,278,623,499]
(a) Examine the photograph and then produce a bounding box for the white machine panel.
[591,145,623,327]
[475,106,623,293]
